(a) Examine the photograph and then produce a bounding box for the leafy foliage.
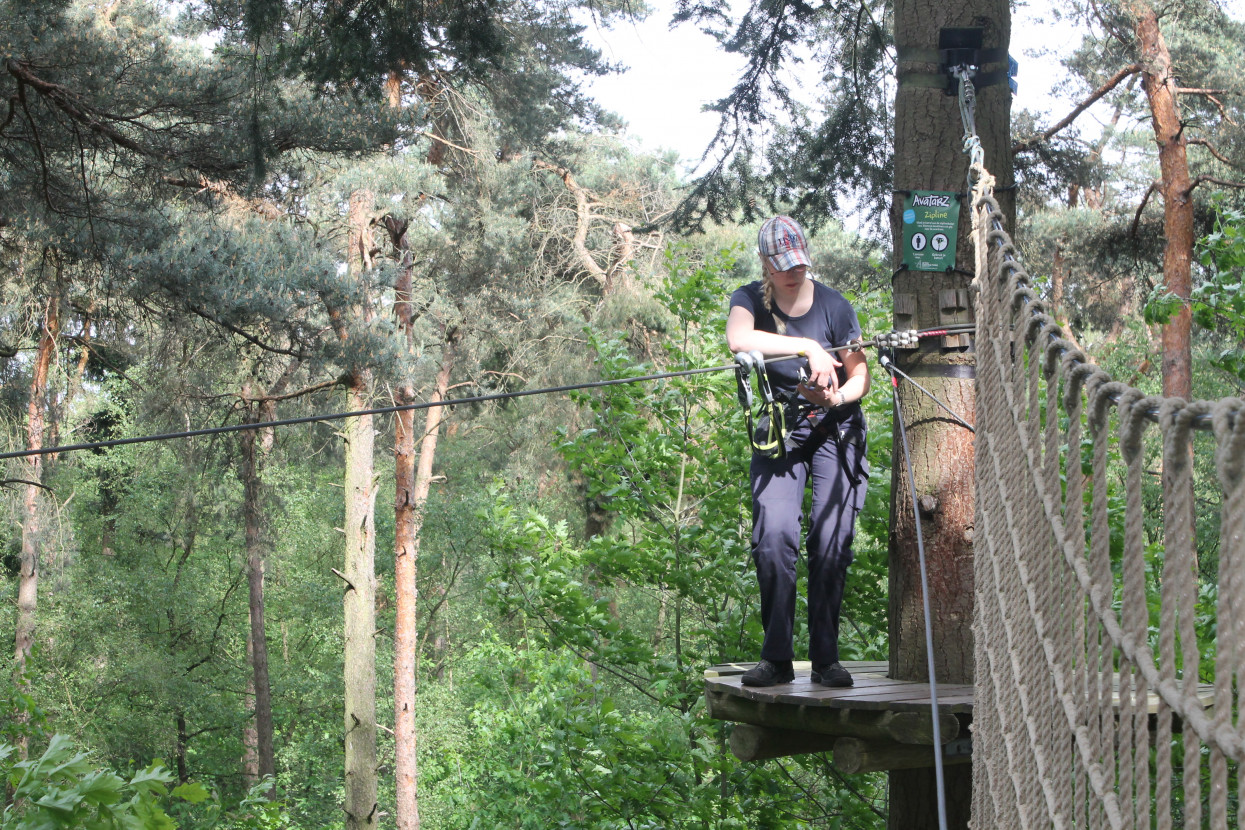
[1191,202,1245,386]
[1144,200,1245,388]
[0,734,207,830]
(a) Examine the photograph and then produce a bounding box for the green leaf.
[170,781,210,803]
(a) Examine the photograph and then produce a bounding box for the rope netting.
[969,164,1245,827]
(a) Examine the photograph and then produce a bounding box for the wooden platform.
[705,660,1216,770]
[705,660,973,713]
[704,661,973,770]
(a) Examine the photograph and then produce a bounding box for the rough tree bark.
[390,215,421,830]
[1133,2,1193,401]
[13,287,59,757]
[890,0,1012,824]
[341,189,379,830]
[240,393,277,792]
[14,292,58,673]
[243,641,259,784]
[1129,0,1201,611]
[382,213,459,830]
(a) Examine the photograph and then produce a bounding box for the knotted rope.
[968,146,1245,828]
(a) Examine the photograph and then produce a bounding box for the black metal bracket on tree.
[896,27,1015,95]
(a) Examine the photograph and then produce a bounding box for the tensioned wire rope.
[1,323,976,461]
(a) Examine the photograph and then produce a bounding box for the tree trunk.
[240,398,277,792]
[175,708,190,784]
[15,295,57,665]
[1134,3,1193,401]
[385,213,430,830]
[1132,0,1200,607]
[890,0,1012,825]
[343,380,378,830]
[396,327,457,829]
[243,638,259,786]
[13,290,58,755]
[342,189,379,830]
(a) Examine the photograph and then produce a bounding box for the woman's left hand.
[798,383,840,408]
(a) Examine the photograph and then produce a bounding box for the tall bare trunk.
[386,216,420,830]
[15,291,59,755]
[240,397,277,792]
[343,381,377,830]
[890,0,1011,823]
[175,708,189,784]
[1134,4,1193,401]
[342,189,378,830]
[1132,2,1199,591]
[395,324,458,830]
[393,396,420,829]
[243,637,259,785]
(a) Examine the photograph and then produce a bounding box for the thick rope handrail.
[965,62,1245,825]
[976,184,1245,758]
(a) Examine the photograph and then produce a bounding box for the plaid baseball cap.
[757,216,811,272]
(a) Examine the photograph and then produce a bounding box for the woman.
[725,215,871,688]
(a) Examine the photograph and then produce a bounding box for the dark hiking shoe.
[811,662,853,688]
[740,659,795,687]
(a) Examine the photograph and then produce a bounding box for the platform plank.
[705,661,975,714]
[705,662,1215,721]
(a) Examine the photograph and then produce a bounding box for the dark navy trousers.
[750,414,867,665]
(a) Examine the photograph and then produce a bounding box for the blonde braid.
[761,265,787,334]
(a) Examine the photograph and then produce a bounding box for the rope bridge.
[968,164,1245,827]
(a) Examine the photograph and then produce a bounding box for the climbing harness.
[734,354,841,459]
[730,323,975,460]
[734,350,788,458]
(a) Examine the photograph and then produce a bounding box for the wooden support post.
[832,736,972,774]
[728,725,975,768]
[890,2,1013,827]
[729,724,839,761]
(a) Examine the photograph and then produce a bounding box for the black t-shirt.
[729,279,862,397]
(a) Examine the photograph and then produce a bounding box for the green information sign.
[901,191,960,272]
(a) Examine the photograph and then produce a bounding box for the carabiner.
[734,351,755,409]
[750,351,774,405]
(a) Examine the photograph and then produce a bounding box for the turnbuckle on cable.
[951,65,985,188]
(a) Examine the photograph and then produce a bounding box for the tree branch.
[331,568,355,591]
[412,130,477,156]
[1203,94,1240,128]
[1130,181,1161,239]
[1012,64,1142,155]
[1186,176,1245,196]
[5,58,168,161]
[243,378,341,403]
[183,304,308,359]
[0,478,54,492]
[163,175,284,220]
[1187,137,1244,170]
[533,158,608,286]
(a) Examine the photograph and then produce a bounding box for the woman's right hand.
[804,341,842,391]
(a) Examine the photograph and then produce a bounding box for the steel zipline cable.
[0,323,976,462]
[880,352,951,830]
